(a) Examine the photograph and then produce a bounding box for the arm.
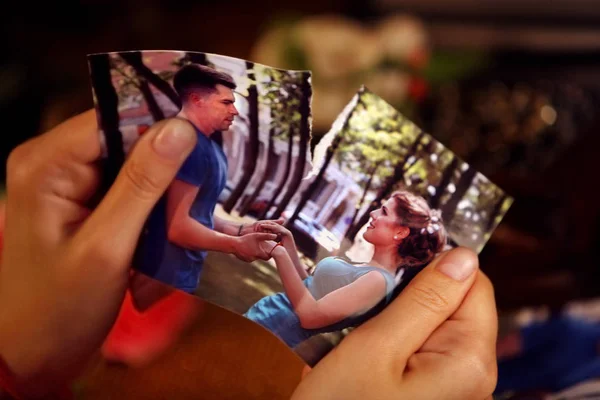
[280,235,309,280]
[166,179,238,254]
[213,215,242,237]
[271,246,387,329]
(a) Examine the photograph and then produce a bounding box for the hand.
[239,217,284,236]
[291,248,498,400]
[233,232,278,262]
[255,220,293,242]
[0,111,198,397]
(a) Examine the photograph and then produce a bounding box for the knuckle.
[6,142,37,187]
[122,158,162,200]
[459,347,498,396]
[407,283,450,315]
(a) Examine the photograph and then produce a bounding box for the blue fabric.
[244,257,396,348]
[496,316,600,393]
[135,127,228,293]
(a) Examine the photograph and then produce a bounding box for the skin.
[0,111,498,399]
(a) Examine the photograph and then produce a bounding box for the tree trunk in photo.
[346,131,425,241]
[259,129,294,220]
[120,51,181,109]
[286,91,359,226]
[222,62,260,214]
[429,156,458,209]
[441,166,477,225]
[486,193,508,233]
[344,162,379,238]
[286,134,339,225]
[139,78,165,122]
[238,127,276,217]
[272,74,312,221]
[88,53,125,196]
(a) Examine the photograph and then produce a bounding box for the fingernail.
[436,249,477,281]
[153,123,196,159]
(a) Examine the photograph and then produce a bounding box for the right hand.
[292,248,498,400]
[233,232,278,262]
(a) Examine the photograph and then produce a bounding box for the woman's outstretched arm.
[258,221,308,279]
[270,246,387,329]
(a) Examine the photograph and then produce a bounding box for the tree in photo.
[109,55,166,123]
[237,67,305,217]
[346,118,426,241]
[270,71,312,220]
[120,51,181,109]
[222,61,260,213]
[286,88,363,227]
[88,53,125,194]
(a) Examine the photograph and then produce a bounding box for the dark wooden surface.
[77,300,305,399]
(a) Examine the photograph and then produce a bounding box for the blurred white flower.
[376,14,429,64]
[294,15,381,79]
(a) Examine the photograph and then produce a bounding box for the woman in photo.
[244,190,448,348]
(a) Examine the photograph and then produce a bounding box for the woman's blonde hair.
[390,190,448,268]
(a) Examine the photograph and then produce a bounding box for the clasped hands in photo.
[0,113,498,399]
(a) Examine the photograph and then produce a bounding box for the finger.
[420,271,498,354]
[4,111,102,246]
[261,221,285,232]
[252,233,279,242]
[405,271,498,399]
[352,247,479,364]
[39,109,102,164]
[73,118,197,266]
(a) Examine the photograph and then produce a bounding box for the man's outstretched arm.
[213,215,243,236]
[166,179,276,259]
[213,215,285,237]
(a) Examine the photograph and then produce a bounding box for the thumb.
[291,248,479,400]
[363,247,479,363]
[75,119,197,261]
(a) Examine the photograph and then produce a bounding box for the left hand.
[0,111,198,397]
[240,218,284,236]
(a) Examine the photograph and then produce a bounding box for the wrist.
[271,245,287,258]
[229,236,242,254]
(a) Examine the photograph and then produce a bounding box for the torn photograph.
[87,50,512,367]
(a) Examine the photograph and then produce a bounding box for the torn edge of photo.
[87,50,512,367]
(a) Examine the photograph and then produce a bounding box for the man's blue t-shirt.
[135,126,228,293]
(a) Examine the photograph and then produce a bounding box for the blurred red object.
[408,77,428,102]
[101,286,201,367]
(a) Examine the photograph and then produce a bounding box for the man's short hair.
[173,64,237,103]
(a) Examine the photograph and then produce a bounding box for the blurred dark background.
[2,0,599,312]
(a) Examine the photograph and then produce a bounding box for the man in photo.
[102,64,281,365]
[136,64,281,294]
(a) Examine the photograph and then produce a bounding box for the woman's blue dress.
[244,257,397,348]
